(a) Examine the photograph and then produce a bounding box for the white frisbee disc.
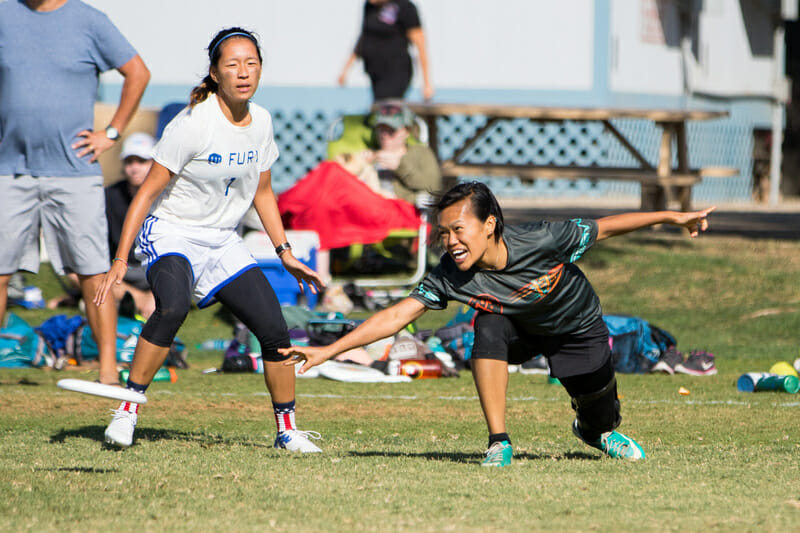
[57,378,147,404]
[318,361,412,383]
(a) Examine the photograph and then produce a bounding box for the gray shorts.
[0,175,110,276]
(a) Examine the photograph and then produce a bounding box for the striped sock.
[119,401,140,414]
[273,400,296,433]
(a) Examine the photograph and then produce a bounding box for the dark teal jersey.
[410,219,602,335]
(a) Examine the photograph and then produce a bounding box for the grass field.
[1,230,800,532]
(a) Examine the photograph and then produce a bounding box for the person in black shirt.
[105,133,156,318]
[280,181,716,467]
[338,0,434,101]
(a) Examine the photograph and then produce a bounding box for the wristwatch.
[105,125,120,141]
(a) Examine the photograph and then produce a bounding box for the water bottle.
[119,367,177,384]
[737,372,799,393]
[387,359,443,379]
[196,339,229,351]
[250,353,264,374]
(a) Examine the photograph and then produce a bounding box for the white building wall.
[420,0,594,90]
[85,0,787,102]
[690,0,777,97]
[610,0,685,95]
[86,0,595,92]
[610,0,780,99]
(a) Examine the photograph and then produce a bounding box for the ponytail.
[189,74,217,108]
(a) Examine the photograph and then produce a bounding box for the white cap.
[120,132,155,160]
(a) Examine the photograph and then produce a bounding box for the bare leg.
[0,274,10,328]
[127,336,171,384]
[472,358,509,435]
[263,360,296,404]
[79,273,119,385]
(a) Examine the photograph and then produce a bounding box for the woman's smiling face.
[437,198,496,271]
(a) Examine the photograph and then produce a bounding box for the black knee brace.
[141,255,193,347]
[570,375,622,438]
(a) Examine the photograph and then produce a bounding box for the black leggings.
[141,256,290,360]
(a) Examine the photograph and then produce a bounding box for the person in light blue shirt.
[0,0,150,385]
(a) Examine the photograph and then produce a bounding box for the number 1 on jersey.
[225,177,236,196]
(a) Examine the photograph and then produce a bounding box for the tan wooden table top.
[404,102,728,122]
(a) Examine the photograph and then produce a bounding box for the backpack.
[307,317,361,346]
[603,315,677,374]
[0,313,50,368]
[74,316,187,368]
[72,315,144,364]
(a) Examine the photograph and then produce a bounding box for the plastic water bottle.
[737,372,799,393]
[196,339,229,351]
[250,353,264,374]
[387,359,443,379]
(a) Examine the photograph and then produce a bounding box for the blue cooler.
[243,230,320,309]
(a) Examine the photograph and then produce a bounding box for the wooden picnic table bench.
[403,102,737,211]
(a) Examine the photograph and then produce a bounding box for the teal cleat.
[572,420,645,461]
[481,440,512,467]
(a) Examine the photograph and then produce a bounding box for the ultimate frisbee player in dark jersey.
[280,181,714,466]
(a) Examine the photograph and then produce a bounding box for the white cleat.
[273,429,323,453]
[104,403,138,447]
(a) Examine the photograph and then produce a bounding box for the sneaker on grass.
[651,346,685,375]
[273,429,323,453]
[675,350,717,376]
[481,440,512,467]
[520,355,549,375]
[572,420,645,461]
[105,403,138,448]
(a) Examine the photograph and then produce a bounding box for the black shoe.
[520,355,549,375]
[675,350,717,376]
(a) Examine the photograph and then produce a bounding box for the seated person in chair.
[321,103,441,284]
[337,101,441,205]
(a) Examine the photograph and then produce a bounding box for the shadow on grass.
[0,378,41,386]
[36,466,120,474]
[49,425,271,448]
[346,450,600,463]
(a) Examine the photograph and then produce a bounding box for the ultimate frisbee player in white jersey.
[94,27,324,451]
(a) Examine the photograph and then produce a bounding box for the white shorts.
[0,175,109,276]
[136,215,257,308]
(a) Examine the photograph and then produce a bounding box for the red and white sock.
[118,401,140,414]
[273,400,296,433]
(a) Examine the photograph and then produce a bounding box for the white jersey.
[150,96,279,229]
